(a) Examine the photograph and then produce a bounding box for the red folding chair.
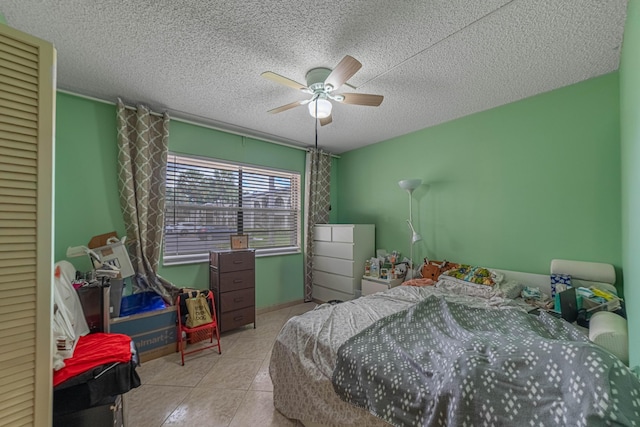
[176,290,221,365]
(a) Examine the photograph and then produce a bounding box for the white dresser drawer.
[362,277,403,296]
[312,284,353,302]
[331,226,354,243]
[314,225,332,242]
[314,256,355,277]
[313,241,354,260]
[313,270,355,295]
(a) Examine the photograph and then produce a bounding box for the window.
[163,153,301,265]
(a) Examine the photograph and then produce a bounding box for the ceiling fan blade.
[324,55,362,91]
[261,71,308,91]
[320,115,332,126]
[340,93,384,107]
[267,100,308,114]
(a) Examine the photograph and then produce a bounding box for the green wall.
[337,73,621,288]
[620,0,640,369]
[54,92,316,309]
[55,94,124,273]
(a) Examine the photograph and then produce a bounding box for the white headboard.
[492,259,618,296]
[493,269,551,294]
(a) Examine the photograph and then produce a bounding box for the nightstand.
[361,276,403,296]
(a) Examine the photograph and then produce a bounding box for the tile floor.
[125,302,317,427]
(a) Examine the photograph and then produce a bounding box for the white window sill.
[162,246,301,266]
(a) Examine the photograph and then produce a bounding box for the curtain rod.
[57,89,339,158]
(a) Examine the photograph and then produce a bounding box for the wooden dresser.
[209,249,256,332]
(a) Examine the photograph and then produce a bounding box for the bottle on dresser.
[370,259,379,278]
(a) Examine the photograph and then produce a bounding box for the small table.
[361,276,403,296]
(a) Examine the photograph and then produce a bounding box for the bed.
[270,266,640,427]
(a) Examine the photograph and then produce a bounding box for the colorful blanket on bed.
[332,296,640,426]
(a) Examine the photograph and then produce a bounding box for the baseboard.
[256,299,305,315]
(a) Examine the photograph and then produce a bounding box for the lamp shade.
[308,98,332,119]
[407,220,422,244]
[398,179,422,192]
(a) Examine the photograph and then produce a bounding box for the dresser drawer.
[221,288,254,311]
[314,225,332,241]
[314,255,355,277]
[312,284,353,302]
[219,269,255,292]
[331,226,354,243]
[361,278,403,296]
[213,250,255,272]
[313,241,353,260]
[312,270,356,295]
[221,306,255,332]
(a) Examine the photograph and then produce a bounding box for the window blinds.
[164,153,301,261]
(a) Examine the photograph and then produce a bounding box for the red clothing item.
[53,333,133,387]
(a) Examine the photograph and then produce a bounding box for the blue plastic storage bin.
[119,291,166,317]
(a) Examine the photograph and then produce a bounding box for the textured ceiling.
[2,0,628,154]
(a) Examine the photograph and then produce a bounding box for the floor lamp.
[398,179,422,279]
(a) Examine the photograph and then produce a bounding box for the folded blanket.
[401,278,435,287]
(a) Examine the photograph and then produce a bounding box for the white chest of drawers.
[312,224,375,302]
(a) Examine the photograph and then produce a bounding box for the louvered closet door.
[0,24,55,427]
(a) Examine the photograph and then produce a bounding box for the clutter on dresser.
[364,250,406,280]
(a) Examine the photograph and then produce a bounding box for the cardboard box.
[87,232,135,279]
[110,306,177,362]
[92,241,135,279]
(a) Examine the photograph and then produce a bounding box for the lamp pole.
[398,179,422,279]
[408,190,414,278]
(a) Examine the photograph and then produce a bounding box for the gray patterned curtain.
[116,99,178,304]
[303,148,332,301]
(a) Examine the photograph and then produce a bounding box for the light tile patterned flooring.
[125,302,317,427]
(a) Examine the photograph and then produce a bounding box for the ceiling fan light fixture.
[262,56,383,125]
[308,98,332,119]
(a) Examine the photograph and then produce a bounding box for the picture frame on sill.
[230,234,249,250]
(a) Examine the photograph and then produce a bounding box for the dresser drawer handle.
[234,297,243,302]
[233,260,243,264]
[233,316,243,321]
[233,279,243,283]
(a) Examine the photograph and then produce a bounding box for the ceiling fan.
[261,55,383,126]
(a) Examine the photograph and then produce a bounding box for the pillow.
[436,276,523,299]
[493,280,523,299]
[440,264,503,287]
[435,277,494,298]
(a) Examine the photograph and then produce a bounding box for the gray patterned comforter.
[332,295,640,426]
[272,286,542,426]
